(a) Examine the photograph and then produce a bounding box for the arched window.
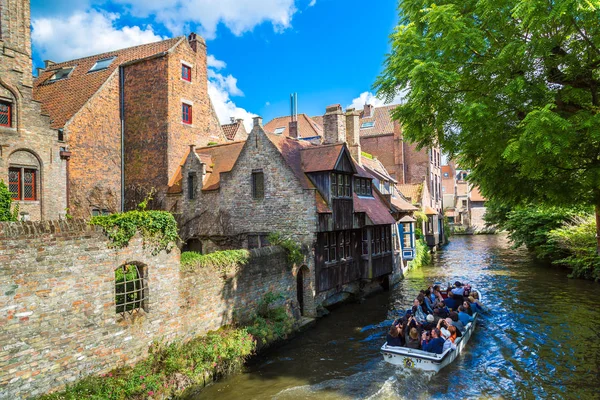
[8,150,40,201]
[115,263,148,315]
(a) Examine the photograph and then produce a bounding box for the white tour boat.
[380,289,481,373]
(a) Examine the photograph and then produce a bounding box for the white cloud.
[114,0,297,39]
[32,10,165,61]
[308,0,317,6]
[206,56,256,131]
[347,90,407,111]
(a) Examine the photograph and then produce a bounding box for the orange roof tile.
[196,141,245,191]
[221,120,247,141]
[265,133,316,189]
[470,186,486,202]
[34,37,182,129]
[397,183,422,203]
[391,194,418,211]
[357,104,397,136]
[264,114,323,138]
[424,206,438,215]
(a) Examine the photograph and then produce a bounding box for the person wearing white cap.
[441,328,457,352]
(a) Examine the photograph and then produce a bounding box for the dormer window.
[355,177,373,197]
[360,121,374,129]
[89,57,115,72]
[331,173,351,198]
[274,127,285,134]
[48,67,74,82]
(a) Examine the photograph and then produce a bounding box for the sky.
[30,0,403,130]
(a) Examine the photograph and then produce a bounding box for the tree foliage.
[376,0,600,212]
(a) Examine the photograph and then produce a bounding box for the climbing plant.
[180,249,250,276]
[267,232,304,265]
[0,181,18,222]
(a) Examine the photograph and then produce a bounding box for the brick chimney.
[187,32,205,53]
[253,116,263,128]
[230,117,236,123]
[289,121,299,139]
[323,104,346,144]
[363,103,374,118]
[345,108,362,165]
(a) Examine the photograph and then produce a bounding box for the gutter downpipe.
[119,66,125,212]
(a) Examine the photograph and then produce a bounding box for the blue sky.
[30,0,402,128]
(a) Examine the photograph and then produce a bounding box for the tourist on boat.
[441,328,456,352]
[463,301,473,316]
[449,312,466,333]
[405,327,421,349]
[443,292,460,311]
[412,299,428,324]
[468,295,485,313]
[423,314,436,330]
[432,285,444,304]
[421,328,445,354]
[451,281,465,296]
[386,324,405,347]
[434,302,449,319]
[447,325,458,343]
[417,294,430,315]
[423,289,435,313]
[458,306,474,326]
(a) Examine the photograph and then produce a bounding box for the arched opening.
[182,237,203,253]
[8,149,43,220]
[115,262,148,315]
[296,265,310,316]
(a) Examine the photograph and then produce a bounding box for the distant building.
[441,163,488,232]
[221,117,248,141]
[33,33,225,216]
[0,0,67,220]
[263,113,323,141]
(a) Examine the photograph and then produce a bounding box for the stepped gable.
[34,37,182,129]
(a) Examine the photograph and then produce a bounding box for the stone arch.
[114,261,149,316]
[7,149,44,219]
[0,77,22,131]
[295,264,311,317]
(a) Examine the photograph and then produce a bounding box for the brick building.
[33,33,225,217]
[221,117,248,141]
[0,0,67,220]
[169,105,403,315]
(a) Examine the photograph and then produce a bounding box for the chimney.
[253,116,263,128]
[323,104,346,144]
[345,107,362,165]
[36,67,45,77]
[44,60,55,69]
[236,118,243,124]
[289,121,299,139]
[363,103,374,118]
[230,117,236,123]
[187,32,205,53]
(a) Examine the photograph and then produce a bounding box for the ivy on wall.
[180,249,250,276]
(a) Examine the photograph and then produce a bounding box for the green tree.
[375,0,600,252]
[0,181,17,222]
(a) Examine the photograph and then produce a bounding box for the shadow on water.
[192,235,600,400]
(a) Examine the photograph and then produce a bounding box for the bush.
[548,216,600,281]
[0,181,18,222]
[408,238,430,270]
[180,249,250,275]
[267,232,303,265]
[246,292,294,346]
[39,328,255,400]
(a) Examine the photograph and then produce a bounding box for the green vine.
[180,249,250,276]
[90,210,179,255]
[267,232,304,265]
[0,181,18,222]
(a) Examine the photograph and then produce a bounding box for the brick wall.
[65,73,122,217]
[0,0,67,221]
[0,220,296,399]
[360,134,398,180]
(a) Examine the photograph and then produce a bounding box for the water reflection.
[193,235,600,399]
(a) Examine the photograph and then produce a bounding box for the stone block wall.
[0,220,296,399]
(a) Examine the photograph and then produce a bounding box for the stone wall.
[0,220,295,399]
[470,204,487,231]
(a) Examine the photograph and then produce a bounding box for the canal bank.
[192,234,600,400]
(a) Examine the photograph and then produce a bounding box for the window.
[323,233,330,262]
[360,121,374,129]
[181,64,192,82]
[115,264,147,315]
[362,229,369,255]
[89,57,115,72]
[373,227,380,254]
[248,234,269,249]
[338,232,345,259]
[332,173,351,198]
[91,208,110,216]
[9,168,36,201]
[182,103,193,124]
[48,67,74,82]
[443,172,449,178]
[329,232,337,262]
[462,199,467,207]
[252,169,264,199]
[345,231,351,259]
[274,127,285,134]
[399,222,414,250]
[188,173,196,200]
[0,101,11,127]
[331,174,337,197]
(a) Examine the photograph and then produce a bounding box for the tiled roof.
[357,104,397,136]
[354,193,396,225]
[441,165,454,178]
[397,183,422,203]
[221,120,247,141]
[361,155,396,183]
[470,186,486,202]
[311,115,323,126]
[265,133,316,189]
[391,192,418,212]
[197,142,245,191]
[424,206,438,215]
[300,143,345,173]
[34,37,183,129]
[264,114,323,138]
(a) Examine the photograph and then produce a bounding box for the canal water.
[194,235,600,399]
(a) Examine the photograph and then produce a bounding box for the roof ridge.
[196,140,245,151]
[43,37,183,68]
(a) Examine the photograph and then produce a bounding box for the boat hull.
[381,312,478,373]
